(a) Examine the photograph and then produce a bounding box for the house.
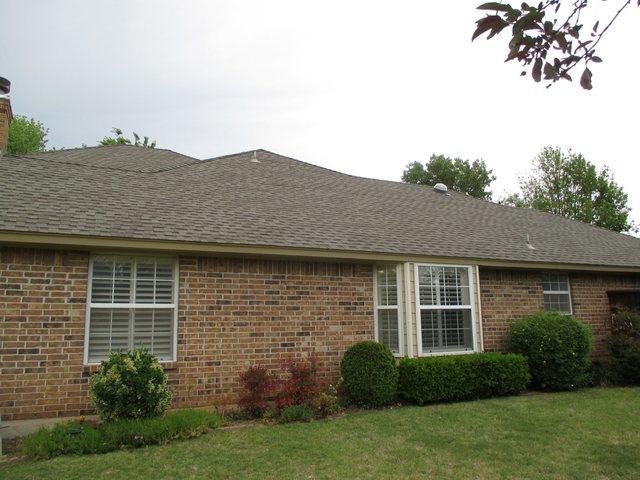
[1,103,640,424]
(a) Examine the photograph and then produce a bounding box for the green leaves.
[402,154,496,200]
[503,146,634,233]
[7,115,50,155]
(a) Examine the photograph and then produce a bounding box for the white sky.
[2,1,639,225]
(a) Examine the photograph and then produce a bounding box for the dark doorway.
[608,291,640,314]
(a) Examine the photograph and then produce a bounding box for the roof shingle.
[1,145,639,268]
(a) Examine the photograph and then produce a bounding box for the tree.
[504,146,633,232]
[7,115,49,155]
[472,1,638,90]
[100,128,156,148]
[402,154,496,199]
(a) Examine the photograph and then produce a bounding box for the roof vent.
[251,151,261,163]
[433,183,448,194]
[526,233,536,250]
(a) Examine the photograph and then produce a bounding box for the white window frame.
[414,263,477,356]
[83,253,179,365]
[373,263,404,357]
[542,272,573,315]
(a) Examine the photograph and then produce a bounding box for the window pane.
[88,308,130,363]
[542,273,569,292]
[133,308,174,360]
[544,293,571,313]
[377,309,399,354]
[135,258,174,304]
[91,256,133,303]
[376,265,398,306]
[418,265,470,306]
[420,309,473,353]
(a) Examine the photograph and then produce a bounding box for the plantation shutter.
[87,256,176,363]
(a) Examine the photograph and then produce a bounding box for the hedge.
[398,353,530,405]
[21,409,222,459]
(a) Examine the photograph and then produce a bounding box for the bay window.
[85,255,177,363]
[415,264,475,354]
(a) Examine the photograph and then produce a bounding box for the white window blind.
[86,255,176,363]
[416,265,475,354]
[375,264,401,354]
[542,273,572,314]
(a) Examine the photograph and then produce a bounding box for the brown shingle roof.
[1,145,639,268]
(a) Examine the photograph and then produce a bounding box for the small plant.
[340,341,398,407]
[279,404,313,424]
[89,348,172,421]
[312,384,341,419]
[238,365,274,418]
[21,409,221,459]
[609,309,640,385]
[276,357,320,410]
[509,311,593,391]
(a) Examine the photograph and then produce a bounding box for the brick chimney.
[0,77,13,157]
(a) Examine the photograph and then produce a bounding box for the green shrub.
[398,353,529,405]
[340,341,398,407]
[21,409,222,459]
[508,311,593,390]
[609,309,640,385]
[89,348,173,421]
[279,404,313,423]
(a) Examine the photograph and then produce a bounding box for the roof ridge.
[8,153,152,173]
[24,143,199,160]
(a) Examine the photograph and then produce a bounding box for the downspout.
[403,262,414,357]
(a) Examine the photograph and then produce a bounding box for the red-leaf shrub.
[238,366,273,418]
[276,357,320,410]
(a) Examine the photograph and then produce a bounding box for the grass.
[2,388,639,479]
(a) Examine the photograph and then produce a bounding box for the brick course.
[479,267,640,354]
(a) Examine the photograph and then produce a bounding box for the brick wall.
[0,247,89,421]
[171,256,374,409]
[0,247,374,421]
[479,268,640,355]
[3,246,640,422]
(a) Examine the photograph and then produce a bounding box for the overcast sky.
[2,1,639,226]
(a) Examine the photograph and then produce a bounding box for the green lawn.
[2,388,639,480]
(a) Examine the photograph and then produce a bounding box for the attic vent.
[433,183,448,194]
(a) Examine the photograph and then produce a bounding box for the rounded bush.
[340,341,398,407]
[89,348,173,421]
[508,311,592,390]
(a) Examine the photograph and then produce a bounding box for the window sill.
[82,360,178,373]
[419,349,477,357]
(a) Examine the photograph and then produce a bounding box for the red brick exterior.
[479,268,640,355]
[3,246,640,422]
[0,247,374,421]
